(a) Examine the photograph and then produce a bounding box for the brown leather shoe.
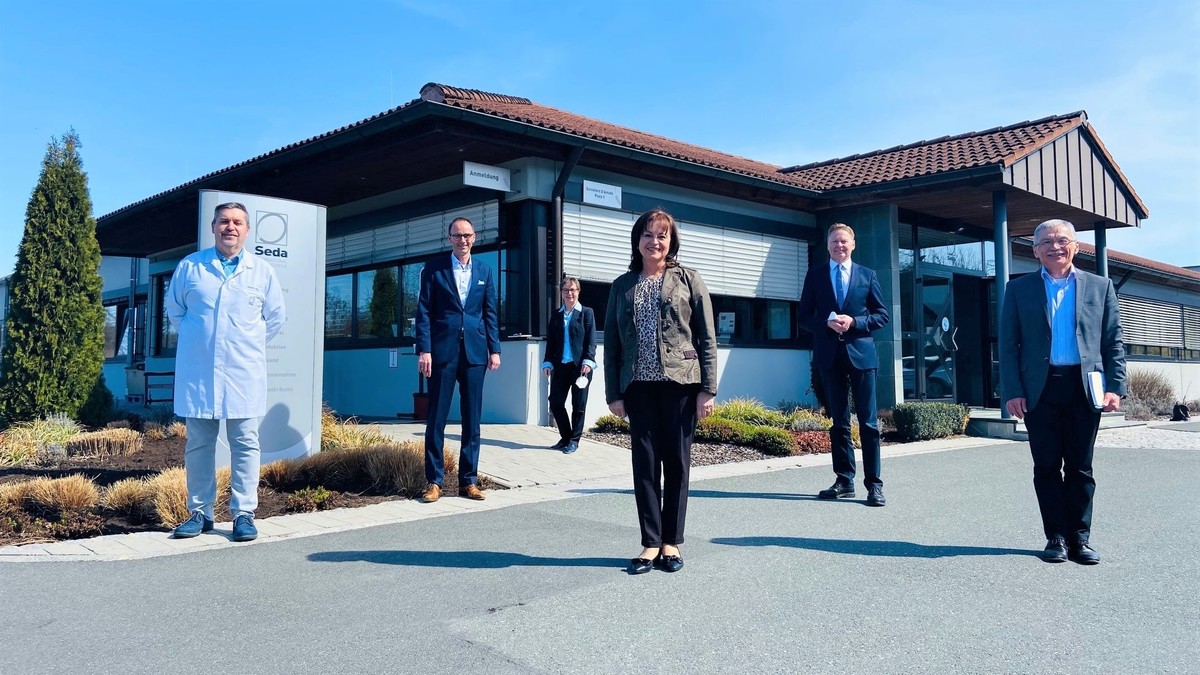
[458,484,485,501]
[421,484,441,503]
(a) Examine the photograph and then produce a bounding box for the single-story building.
[31,82,1195,424]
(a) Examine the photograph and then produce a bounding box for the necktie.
[835,265,846,308]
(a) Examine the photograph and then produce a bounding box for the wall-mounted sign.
[719,311,736,336]
[583,180,622,208]
[463,161,511,191]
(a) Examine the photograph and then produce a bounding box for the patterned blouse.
[632,275,669,382]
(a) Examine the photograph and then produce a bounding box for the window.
[324,259,433,346]
[104,298,146,360]
[155,276,177,356]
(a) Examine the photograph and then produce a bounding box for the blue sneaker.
[232,514,258,542]
[173,512,214,539]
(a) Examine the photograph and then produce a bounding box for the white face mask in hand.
[575,375,590,389]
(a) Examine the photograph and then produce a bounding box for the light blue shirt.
[541,304,598,371]
[217,252,241,278]
[1041,266,1081,366]
[560,308,575,363]
[451,253,471,305]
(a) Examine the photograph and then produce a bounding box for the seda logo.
[255,211,288,258]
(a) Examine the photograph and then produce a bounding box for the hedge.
[892,402,970,441]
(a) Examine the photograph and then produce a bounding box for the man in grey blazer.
[999,219,1127,565]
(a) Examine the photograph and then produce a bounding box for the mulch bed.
[0,437,423,547]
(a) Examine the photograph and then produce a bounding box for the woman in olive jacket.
[604,208,718,575]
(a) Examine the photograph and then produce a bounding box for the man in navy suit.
[541,276,597,454]
[1000,219,1126,565]
[798,223,890,506]
[415,217,501,503]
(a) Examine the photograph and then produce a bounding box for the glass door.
[916,273,956,400]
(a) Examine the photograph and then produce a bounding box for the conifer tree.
[0,131,106,426]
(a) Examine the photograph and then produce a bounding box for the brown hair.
[628,209,681,272]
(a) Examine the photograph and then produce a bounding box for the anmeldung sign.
[463,161,512,191]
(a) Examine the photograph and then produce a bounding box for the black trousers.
[548,362,591,442]
[424,340,486,487]
[1023,365,1101,543]
[624,381,699,548]
[819,348,882,487]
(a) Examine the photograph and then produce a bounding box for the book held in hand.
[1086,370,1105,410]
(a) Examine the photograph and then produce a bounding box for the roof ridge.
[780,110,1087,173]
[420,82,531,105]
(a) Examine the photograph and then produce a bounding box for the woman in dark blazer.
[604,208,718,575]
[541,276,597,454]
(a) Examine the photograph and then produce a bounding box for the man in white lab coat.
[166,202,286,542]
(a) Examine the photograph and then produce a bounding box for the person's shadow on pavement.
[712,536,1039,558]
[308,550,626,569]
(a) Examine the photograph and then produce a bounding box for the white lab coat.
[165,247,286,419]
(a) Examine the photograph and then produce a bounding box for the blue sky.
[1,0,1196,278]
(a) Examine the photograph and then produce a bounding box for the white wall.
[1125,360,1200,403]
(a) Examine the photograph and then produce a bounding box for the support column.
[1094,221,1109,279]
[993,190,1010,419]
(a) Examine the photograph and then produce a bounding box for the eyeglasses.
[1035,237,1075,249]
[449,233,475,240]
[562,288,579,294]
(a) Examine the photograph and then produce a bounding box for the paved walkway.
[2,419,1194,562]
[0,424,1011,562]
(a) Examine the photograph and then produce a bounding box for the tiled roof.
[1016,238,1200,282]
[418,83,821,191]
[780,113,1085,190]
[1075,240,1200,281]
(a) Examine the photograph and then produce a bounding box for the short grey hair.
[212,202,248,224]
[1032,219,1076,243]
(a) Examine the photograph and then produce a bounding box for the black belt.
[1048,364,1081,377]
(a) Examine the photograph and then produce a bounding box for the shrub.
[321,413,387,453]
[143,405,177,427]
[260,458,305,490]
[363,441,427,497]
[1126,369,1176,416]
[105,419,131,430]
[592,414,630,434]
[0,480,37,508]
[788,409,829,432]
[747,427,798,456]
[77,372,117,429]
[143,423,167,441]
[892,402,970,441]
[167,421,187,439]
[775,399,812,416]
[793,431,832,454]
[0,414,84,466]
[63,428,143,457]
[147,468,189,527]
[711,397,789,428]
[28,475,100,515]
[1119,398,1157,421]
[285,486,335,512]
[101,478,155,521]
[696,417,750,444]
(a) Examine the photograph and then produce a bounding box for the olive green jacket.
[603,265,719,403]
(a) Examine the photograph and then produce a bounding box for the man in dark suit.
[415,216,501,503]
[1000,219,1126,565]
[541,276,597,454]
[798,223,891,506]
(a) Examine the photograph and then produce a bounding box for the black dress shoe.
[627,557,653,575]
[550,438,570,450]
[866,485,886,507]
[654,554,684,573]
[1043,537,1068,563]
[818,482,855,499]
[1068,541,1100,565]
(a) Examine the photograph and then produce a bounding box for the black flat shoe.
[654,554,684,573]
[627,557,653,575]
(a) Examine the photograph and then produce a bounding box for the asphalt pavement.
[0,438,1195,674]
